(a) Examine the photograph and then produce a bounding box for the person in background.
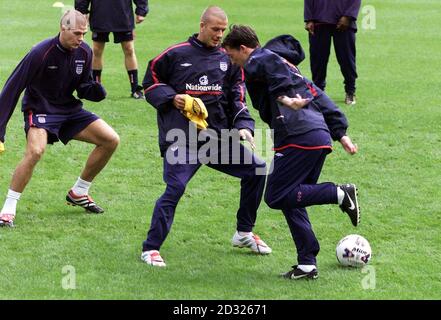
[75,0,149,99]
[304,0,361,105]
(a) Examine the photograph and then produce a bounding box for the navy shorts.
[92,31,134,43]
[24,109,99,145]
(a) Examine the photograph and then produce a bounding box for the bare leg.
[121,40,138,70]
[92,41,106,70]
[73,119,119,182]
[121,40,142,96]
[10,128,48,193]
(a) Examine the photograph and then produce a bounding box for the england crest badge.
[220,61,228,72]
[76,64,83,75]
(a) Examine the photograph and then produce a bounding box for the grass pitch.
[0,0,440,299]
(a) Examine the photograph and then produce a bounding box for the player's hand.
[136,15,145,24]
[277,94,311,110]
[0,141,5,153]
[340,135,358,155]
[173,94,187,110]
[305,21,315,35]
[337,16,351,31]
[239,129,256,150]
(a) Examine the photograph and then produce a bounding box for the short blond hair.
[200,6,227,23]
[60,9,87,30]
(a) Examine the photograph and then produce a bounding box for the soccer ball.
[336,234,372,267]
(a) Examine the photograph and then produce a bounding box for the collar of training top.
[55,34,76,54]
[189,34,221,52]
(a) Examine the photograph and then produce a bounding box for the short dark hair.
[222,25,260,49]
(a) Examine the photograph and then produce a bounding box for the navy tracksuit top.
[244,47,348,148]
[142,34,254,156]
[304,0,361,31]
[75,0,149,32]
[0,35,106,142]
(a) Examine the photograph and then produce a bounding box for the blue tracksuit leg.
[207,142,266,233]
[265,148,337,210]
[309,25,333,91]
[143,158,201,251]
[333,29,357,94]
[283,208,320,265]
[143,142,266,251]
[265,147,338,265]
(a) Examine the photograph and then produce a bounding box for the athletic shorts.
[24,109,99,145]
[92,31,134,43]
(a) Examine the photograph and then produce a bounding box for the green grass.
[1,0,441,299]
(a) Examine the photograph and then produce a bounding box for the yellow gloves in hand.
[182,95,208,130]
[0,141,5,153]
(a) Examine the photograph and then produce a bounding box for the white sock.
[71,177,92,196]
[238,231,251,236]
[298,265,316,272]
[337,187,345,205]
[1,189,22,216]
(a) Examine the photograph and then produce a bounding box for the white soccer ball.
[336,234,372,267]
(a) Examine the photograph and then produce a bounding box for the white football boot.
[140,250,166,267]
[232,231,272,255]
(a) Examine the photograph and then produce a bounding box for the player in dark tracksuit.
[75,0,149,99]
[0,11,119,227]
[304,0,361,105]
[223,25,360,279]
[139,7,272,267]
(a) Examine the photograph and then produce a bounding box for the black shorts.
[92,31,134,43]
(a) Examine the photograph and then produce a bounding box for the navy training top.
[0,35,106,142]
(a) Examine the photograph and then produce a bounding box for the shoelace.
[151,252,164,262]
[73,193,96,206]
[0,214,15,222]
[252,234,266,246]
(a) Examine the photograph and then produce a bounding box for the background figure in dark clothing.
[0,10,120,227]
[223,25,360,280]
[304,0,361,105]
[75,0,149,99]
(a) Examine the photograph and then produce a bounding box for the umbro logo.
[180,63,192,67]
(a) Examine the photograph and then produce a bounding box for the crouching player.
[0,10,119,227]
[222,25,360,279]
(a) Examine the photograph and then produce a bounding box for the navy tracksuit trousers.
[265,146,338,265]
[309,24,357,94]
[143,142,266,251]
